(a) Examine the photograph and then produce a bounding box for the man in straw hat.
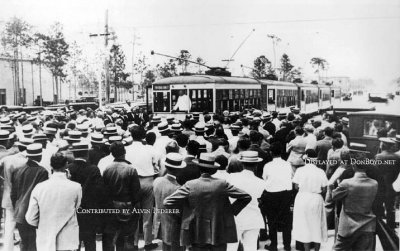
[25,153,82,251]
[193,122,212,153]
[0,137,33,251]
[67,142,105,251]
[87,133,108,166]
[153,121,174,156]
[226,151,266,251]
[164,153,251,251]
[11,143,48,251]
[332,150,378,251]
[102,141,141,251]
[153,152,186,251]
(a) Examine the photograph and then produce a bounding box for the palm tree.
[310,57,327,83]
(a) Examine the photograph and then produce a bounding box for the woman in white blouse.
[292,149,328,251]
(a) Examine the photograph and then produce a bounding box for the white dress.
[292,164,328,243]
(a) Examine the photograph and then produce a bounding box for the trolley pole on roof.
[224,29,255,68]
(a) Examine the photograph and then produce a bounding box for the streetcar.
[151,73,342,117]
[152,75,261,115]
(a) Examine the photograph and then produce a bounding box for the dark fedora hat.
[193,153,220,169]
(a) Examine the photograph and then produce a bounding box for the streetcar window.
[301,90,305,101]
[363,119,396,137]
[189,89,213,113]
[153,91,170,112]
[331,90,335,98]
[268,89,275,104]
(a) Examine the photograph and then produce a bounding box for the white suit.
[25,172,82,251]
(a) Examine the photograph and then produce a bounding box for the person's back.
[333,163,378,251]
[103,159,140,203]
[26,172,81,251]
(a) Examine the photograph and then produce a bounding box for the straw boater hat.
[166,115,175,123]
[193,153,220,169]
[193,122,206,133]
[103,127,118,136]
[157,122,169,133]
[278,112,287,118]
[341,117,349,125]
[151,115,162,124]
[26,143,43,157]
[106,135,125,146]
[26,116,36,123]
[22,124,34,136]
[64,131,82,142]
[230,124,242,131]
[262,113,272,121]
[91,133,106,144]
[70,142,89,152]
[170,123,183,132]
[77,124,90,136]
[164,153,186,169]
[0,124,15,133]
[32,133,48,143]
[0,117,12,125]
[349,142,368,152]
[43,127,57,135]
[0,130,12,141]
[239,151,263,163]
[379,137,397,145]
[15,137,34,147]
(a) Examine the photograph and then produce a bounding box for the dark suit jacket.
[177,156,201,185]
[11,159,48,224]
[164,173,251,246]
[153,175,182,245]
[263,121,276,136]
[67,159,105,232]
[333,172,378,237]
[88,147,107,166]
[316,137,333,164]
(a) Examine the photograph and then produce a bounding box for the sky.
[1,0,399,87]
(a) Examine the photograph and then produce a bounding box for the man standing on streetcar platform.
[173,90,191,113]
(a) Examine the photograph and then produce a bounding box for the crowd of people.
[0,105,399,251]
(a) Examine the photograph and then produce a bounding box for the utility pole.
[38,52,43,106]
[89,9,111,108]
[20,52,25,106]
[31,62,34,104]
[104,10,109,104]
[267,34,281,70]
[131,31,140,101]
